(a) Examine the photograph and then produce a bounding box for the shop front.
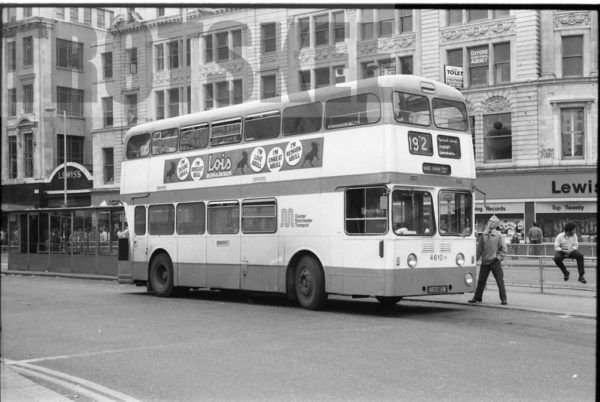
[475,169,597,251]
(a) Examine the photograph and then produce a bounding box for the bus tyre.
[376,296,403,306]
[150,253,174,297]
[295,255,327,310]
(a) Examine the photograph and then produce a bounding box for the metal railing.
[494,254,597,293]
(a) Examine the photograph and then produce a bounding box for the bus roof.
[124,74,464,139]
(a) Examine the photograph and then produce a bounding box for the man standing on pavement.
[527,221,543,255]
[469,215,508,305]
[553,222,586,284]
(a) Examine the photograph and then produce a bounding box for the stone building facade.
[2,7,598,240]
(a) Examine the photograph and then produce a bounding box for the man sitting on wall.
[553,222,586,284]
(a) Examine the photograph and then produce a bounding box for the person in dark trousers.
[527,221,543,255]
[553,222,586,284]
[469,215,508,305]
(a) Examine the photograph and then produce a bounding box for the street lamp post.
[45,107,68,207]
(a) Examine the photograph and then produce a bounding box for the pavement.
[1,264,597,401]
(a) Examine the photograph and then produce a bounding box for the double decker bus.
[118,74,476,310]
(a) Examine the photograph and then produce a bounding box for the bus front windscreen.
[438,191,472,236]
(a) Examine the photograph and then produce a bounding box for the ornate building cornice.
[553,11,591,30]
[357,34,416,57]
[2,17,55,38]
[295,43,349,65]
[199,60,244,79]
[440,17,515,44]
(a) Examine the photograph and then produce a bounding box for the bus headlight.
[465,273,474,286]
[407,253,418,268]
[456,253,465,267]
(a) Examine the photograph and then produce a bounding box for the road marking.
[3,358,141,402]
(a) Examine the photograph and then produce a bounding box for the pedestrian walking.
[527,221,543,255]
[553,222,586,284]
[469,215,508,305]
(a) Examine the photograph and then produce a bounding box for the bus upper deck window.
[126,133,151,159]
[210,118,242,146]
[283,102,323,135]
[325,93,380,129]
[432,98,468,131]
[393,92,431,126]
[180,124,209,151]
[152,128,178,155]
[245,111,280,141]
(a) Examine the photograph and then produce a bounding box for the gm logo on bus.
[164,138,323,183]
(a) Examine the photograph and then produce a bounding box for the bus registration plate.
[427,285,448,294]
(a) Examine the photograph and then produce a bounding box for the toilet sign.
[444,65,463,89]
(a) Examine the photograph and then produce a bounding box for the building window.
[97,10,105,28]
[562,35,583,77]
[8,88,16,116]
[561,108,584,158]
[168,40,179,69]
[57,87,84,117]
[70,7,78,23]
[204,84,213,110]
[103,148,114,183]
[361,10,374,40]
[83,8,91,25]
[168,88,179,117]
[261,74,276,99]
[187,86,192,114]
[299,18,310,48]
[204,35,213,63]
[23,36,33,66]
[399,9,413,32]
[127,48,137,75]
[484,113,512,161]
[126,94,137,125]
[469,45,488,87]
[57,39,83,70]
[447,48,463,68]
[315,67,330,88]
[232,29,242,60]
[333,65,345,83]
[494,42,510,84]
[7,41,16,71]
[157,8,165,17]
[155,44,164,71]
[400,56,413,74]
[23,85,33,114]
[233,79,243,105]
[333,11,345,43]
[262,23,276,54]
[8,136,17,179]
[186,38,191,66]
[24,133,33,178]
[55,7,64,20]
[7,8,16,22]
[216,32,228,62]
[315,14,329,46]
[467,9,488,22]
[102,97,113,127]
[156,91,165,119]
[299,70,311,91]
[58,135,84,165]
[379,12,394,37]
[23,7,32,18]
[448,8,462,25]
[102,52,112,78]
[492,10,510,18]
[216,82,229,107]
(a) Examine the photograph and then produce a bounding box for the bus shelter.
[4,205,124,276]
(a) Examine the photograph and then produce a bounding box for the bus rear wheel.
[376,296,403,305]
[295,255,327,310]
[150,253,174,297]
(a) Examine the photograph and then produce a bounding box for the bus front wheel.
[295,255,327,310]
[149,253,174,297]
